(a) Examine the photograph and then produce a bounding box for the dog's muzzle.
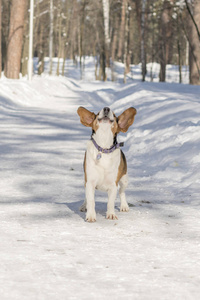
[98,107,113,122]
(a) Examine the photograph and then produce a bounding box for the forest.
[0,0,199,85]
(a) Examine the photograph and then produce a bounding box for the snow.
[0,57,200,299]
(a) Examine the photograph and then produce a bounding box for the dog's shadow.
[57,200,112,220]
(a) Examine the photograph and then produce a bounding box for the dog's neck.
[92,124,115,149]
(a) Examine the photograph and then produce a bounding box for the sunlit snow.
[0,58,200,299]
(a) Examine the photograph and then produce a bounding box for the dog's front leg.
[106,185,118,220]
[85,182,96,222]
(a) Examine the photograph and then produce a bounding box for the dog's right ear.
[77,107,96,127]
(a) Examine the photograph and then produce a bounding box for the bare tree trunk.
[117,0,126,61]
[100,49,106,81]
[141,0,147,81]
[0,0,2,78]
[177,39,182,83]
[102,0,110,67]
[38,24,44,75]
[126,4,131,74]
[95,31,101,80]
[49,0,54,75]
[185,40,189,66]
[123,1,128,83]
[69,0,78,61]
[57,1,62,76]
[101,0,110,81]
[177,14,182,84]
[80,1,87,79]
[95,23,106,82]
[21,20,29,77]
[62,40,66,76]
[111,17,118,81]
[150,3,156,82]
[188,0,200,85]
[159,0,171,82]
[62,0,70,76]
[185,0,200,40]
[5,0,27,79]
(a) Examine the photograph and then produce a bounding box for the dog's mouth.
[98,116,114,123]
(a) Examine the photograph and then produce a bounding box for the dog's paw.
[86,212,96,222]
[106,212,118,220]
[120,204,129,212]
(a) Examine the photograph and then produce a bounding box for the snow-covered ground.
[0,58,200,299]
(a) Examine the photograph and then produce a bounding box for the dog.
[77,106,137,222]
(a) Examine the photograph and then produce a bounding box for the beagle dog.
[77,106,137,222]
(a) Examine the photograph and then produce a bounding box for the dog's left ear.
[77,106,96,127]
[118,107,137,133]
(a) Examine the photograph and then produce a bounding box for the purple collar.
[91,137,124,154]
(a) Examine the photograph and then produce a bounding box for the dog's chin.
[98,117,113,123]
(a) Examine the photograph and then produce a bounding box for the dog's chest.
[86,141,120,191]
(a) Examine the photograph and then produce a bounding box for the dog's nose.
[103,107,110,116]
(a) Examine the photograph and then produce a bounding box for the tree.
[185,0,200,40]
[5,0,27,79]
[159,0,174,82]
[99,0,110,81]
[56,0,62,76]
[123,0,129,83]
[141,0,147,81]
[0,0,2,78]
[79,0,88,78]
[102,0,110,67]
[49,0,54,75]
[21,13,29,77]
[187,0,200,85]
[117,0,126,61]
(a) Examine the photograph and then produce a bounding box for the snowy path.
[0,74,200,300]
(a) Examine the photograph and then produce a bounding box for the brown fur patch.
[116,150,127,185]
[111,116,119,136]
[92,117,99,133]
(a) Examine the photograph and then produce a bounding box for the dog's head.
[77,106,137,135]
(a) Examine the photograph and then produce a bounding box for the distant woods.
[0,0,199,85]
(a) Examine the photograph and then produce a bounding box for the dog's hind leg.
[119,174,129,212]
